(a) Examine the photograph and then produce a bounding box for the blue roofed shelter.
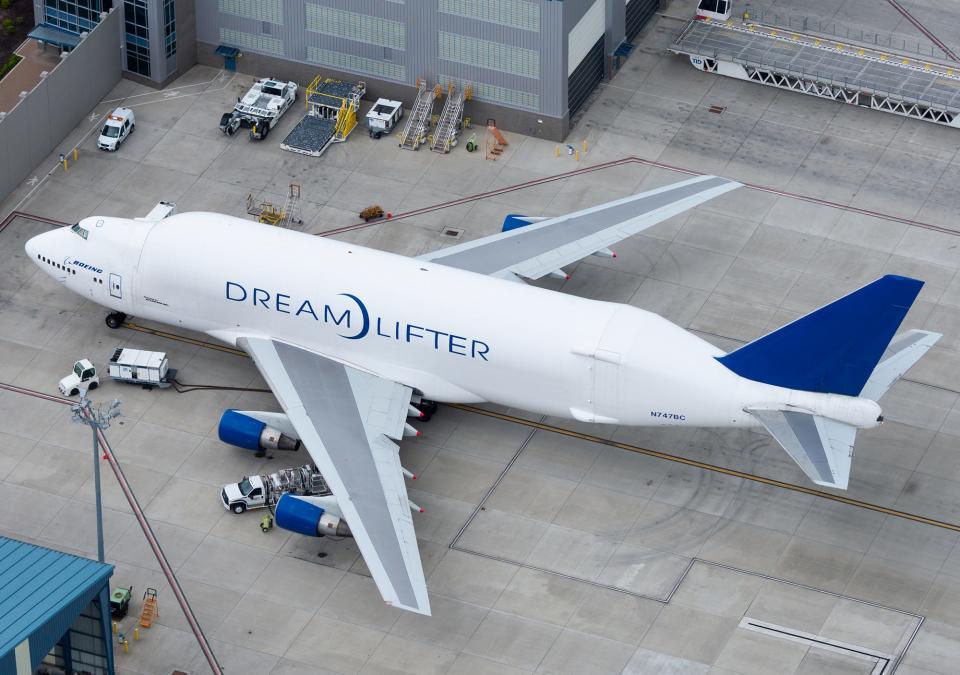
[0,537,115,675]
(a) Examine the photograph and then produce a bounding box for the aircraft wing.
[238,336,430,615]
[418,174,740,280]
[747,407,856,490]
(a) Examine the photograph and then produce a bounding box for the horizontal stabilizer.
[748,407,856,489]
[718,275,924,396]
[859,330,941,401]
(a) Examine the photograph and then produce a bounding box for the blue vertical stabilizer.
[716,275,924,396]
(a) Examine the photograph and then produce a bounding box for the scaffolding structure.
[281,75,366,157]
[245,183,303,228]
[671,18,960,128]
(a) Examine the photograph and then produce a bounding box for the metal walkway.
[671,19,960,127]
[399,80,438,150]
[430,84,469,153]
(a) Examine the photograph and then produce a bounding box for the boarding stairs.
[399,80,437,150]
[278,183,303,228]
[139,588,158,628]
[485,119,509,160]
[430,84,470,153]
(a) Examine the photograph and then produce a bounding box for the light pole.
[71,395,122,564]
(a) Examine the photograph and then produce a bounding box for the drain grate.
[708,105,726,114]
[442,227,463,238]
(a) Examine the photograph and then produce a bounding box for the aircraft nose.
[25,228,67,266]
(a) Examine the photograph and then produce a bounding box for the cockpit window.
[71,223,89,239]
[102,125,121,138]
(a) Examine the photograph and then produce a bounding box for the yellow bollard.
[72,147,78,161]
[949,68,955,76]
[582,139,588,153]
[134,628,140,641]
[574,149,579,161]
[112,621,118,635]
[123,639,129,653]
[903,57,910,65]
[555,145,560,157]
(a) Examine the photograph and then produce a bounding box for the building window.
[44,0,103,34]
[306,4,405,50]
[439,0,540,32]
[163,0,176,57]
[306,46,406,81]
[124,0,151,77]
[219,0,283,25]
[438,32,539,78]
[219,28,284,56]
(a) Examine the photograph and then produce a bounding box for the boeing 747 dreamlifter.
[25,175,939,615]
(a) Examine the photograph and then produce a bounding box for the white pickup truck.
[221,464,330,513]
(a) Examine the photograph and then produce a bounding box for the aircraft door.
[593,349,621,419]
[109,273,122,299]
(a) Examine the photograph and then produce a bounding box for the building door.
[568,36,605,120]
[626,0,660,41]
[109,273,122,299]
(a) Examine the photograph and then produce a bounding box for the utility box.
[107,348,175,388]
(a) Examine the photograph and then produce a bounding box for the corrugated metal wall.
[197,0,567,116]
[0,6,122,204]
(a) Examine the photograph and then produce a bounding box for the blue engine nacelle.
[501,214,536,232]
[275,494,352,537]
[218,409,301,455]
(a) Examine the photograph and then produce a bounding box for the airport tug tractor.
[59,359,100,396]
[219,77,297,141]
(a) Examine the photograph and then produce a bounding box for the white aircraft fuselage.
[26,213,882,432]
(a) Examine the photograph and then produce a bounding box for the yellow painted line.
[449,403,960,535]
[123,322,246,356]
[129,320,960,533]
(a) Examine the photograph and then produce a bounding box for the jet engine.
[275,494,352,537]
[218,409,301,455]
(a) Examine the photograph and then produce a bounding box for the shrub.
[0,54,21,81]
[0,0,11,10]
[2,18,14,35]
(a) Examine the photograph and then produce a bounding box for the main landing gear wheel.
[105,312,127,329]
[415,400,439,422]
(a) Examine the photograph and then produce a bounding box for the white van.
[98,107,135,151]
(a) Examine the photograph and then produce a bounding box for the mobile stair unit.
[430,84,471,153]
[281,75,366,157]
[399,80,440,150]
[139,588,158,628]
[670,17,960,128]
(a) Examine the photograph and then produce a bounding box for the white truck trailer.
[220,464,331,513]
[107,348,175,388]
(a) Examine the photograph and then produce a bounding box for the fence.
[0,7,122,204]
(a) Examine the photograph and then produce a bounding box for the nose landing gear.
[105,312,127,329]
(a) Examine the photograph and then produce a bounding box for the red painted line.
[5,156,959,243]
[314,155,960,240]
[885,0,960,62]
[0,381,224,674]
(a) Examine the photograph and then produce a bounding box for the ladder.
[485,119,508,160]
[430,84,470,153]
[139,588,158,628]
[278,183,303,228]
[399,79,436,151]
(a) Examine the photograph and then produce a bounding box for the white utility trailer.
[108,348,175,388]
